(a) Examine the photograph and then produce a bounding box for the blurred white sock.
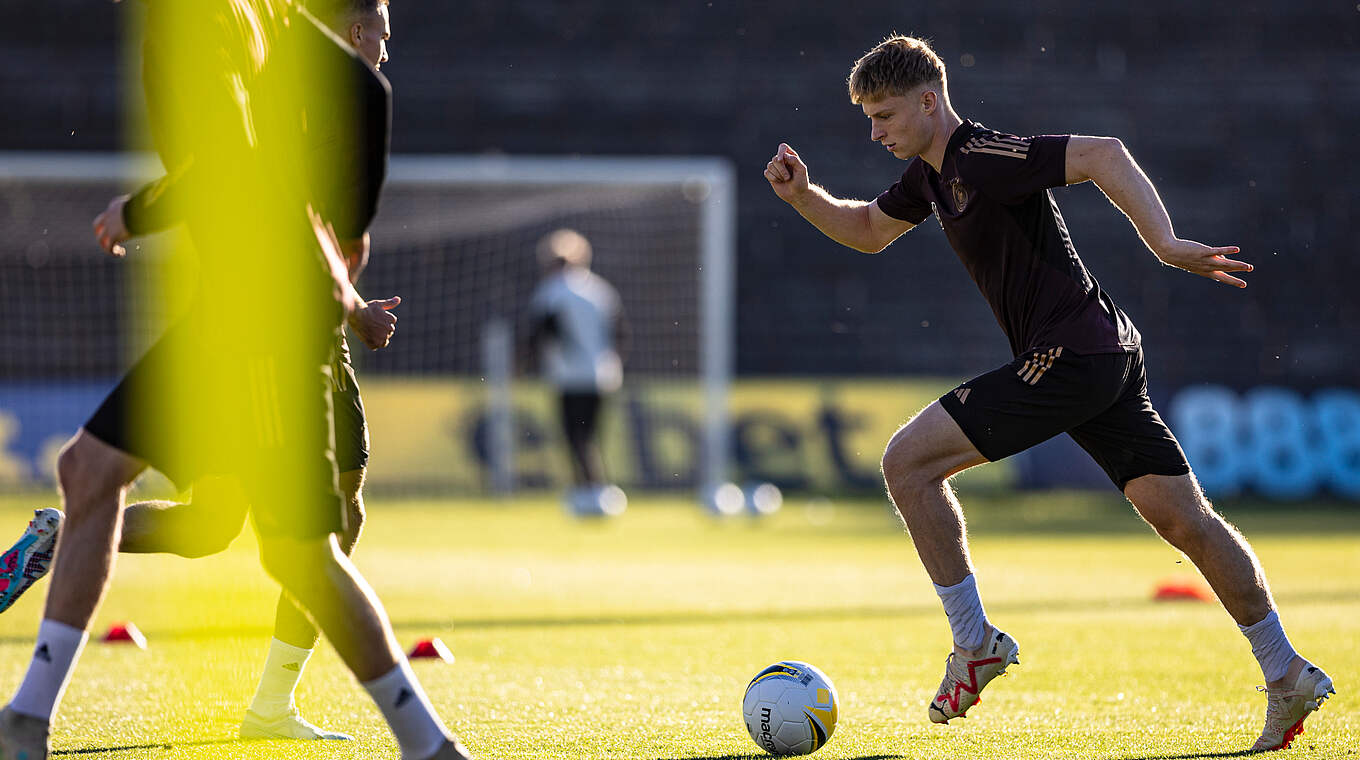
[10,619,89,721]
[248,638,312,718]
[362,659,448,759]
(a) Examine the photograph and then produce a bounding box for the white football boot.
[1251,658,1334,751]
[0,705,50,760]
[239,709,353,741]
[0,509,63,615]
[927,626,1021,724]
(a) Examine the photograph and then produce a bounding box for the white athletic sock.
[934,574,990,652]
[362,659,449,759]
[247,638,313,718]
[1239,610,1298,683]
[9,619,89,721]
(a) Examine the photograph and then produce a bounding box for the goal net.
[0,152,735,498]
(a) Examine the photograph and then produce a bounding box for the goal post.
[0,152,737,499]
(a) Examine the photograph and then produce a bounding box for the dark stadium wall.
[5,0,1357,390]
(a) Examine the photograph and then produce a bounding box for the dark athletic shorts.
[937,346,1190,490]
[559,391,603,444]
[84,319,346,539]
[330,338,370,474]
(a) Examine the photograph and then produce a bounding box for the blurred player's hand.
[764,143,810,204]
[349,296,402,350]
[92,194,131,257]
[1154,239,1253,288]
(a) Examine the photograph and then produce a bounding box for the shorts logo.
[1017,347,1063,386]
[952,387,972,405]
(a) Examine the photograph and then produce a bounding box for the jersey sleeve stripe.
[962,145,1029,160]
[960,134,1033,159]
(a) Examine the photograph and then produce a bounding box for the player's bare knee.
[57,435,132,509]
[1145,504,1212,553]
[881,428,946,496]
[258,536,311,589]
[259,534,342,590]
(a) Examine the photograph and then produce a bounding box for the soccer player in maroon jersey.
[764,35,1332,752]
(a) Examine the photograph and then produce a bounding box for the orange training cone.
[1152,579,1212,603]
[101,621,148,649]
[408,637,454,663]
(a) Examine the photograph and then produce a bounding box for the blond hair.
[537,228,592,269]
[847,35,947,104]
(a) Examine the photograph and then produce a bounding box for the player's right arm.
[765,143,914,253]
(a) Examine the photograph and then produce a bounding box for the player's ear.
[350,22,364,47]
[920,90,937,115]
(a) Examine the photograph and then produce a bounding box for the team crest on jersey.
[948,177,971,213]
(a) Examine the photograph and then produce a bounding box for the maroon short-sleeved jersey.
[876,120,1140,357]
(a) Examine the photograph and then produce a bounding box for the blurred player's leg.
[1123,473,1335,750]
[256,532,468,759]
[561,391,605,487]
[878,401,1020,722]
[0,432,145,758]
[0,509,62,614]
[241,468,367,742]
[119,477,249,558]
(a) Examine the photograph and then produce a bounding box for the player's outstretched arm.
[1066,136,1253,288]
[764,143,913,253]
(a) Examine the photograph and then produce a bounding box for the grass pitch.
[1,490,1356,759]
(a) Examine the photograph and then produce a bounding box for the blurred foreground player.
[0,1,470,758]
[764,34,1332,752]
[527,229,628,516]
[79,0,395,741]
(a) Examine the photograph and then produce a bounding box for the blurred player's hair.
[537,228,593,270]
[307,0,387,24]
[847,35,947,104]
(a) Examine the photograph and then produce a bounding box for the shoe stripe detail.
[934,656,1003,713]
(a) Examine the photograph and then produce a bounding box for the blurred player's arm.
[765,143,914,253]
[92,161,195,257]
[340,232,370,282]
[1065,135,1252,288]
[330,228,404,350]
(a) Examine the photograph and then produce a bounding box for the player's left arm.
[1065,136,1253,288]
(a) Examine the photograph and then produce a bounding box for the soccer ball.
[742,661,839,756]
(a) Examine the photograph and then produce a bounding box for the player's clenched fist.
[764,143,810,203]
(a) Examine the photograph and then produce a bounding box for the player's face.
[862,91,931,160]
[350,4,391,70]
